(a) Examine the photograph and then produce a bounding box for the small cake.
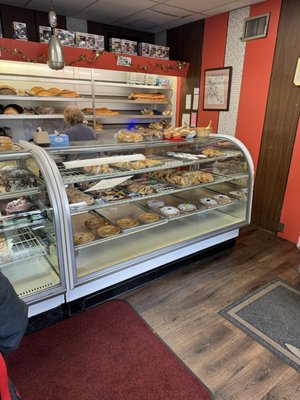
[73,231,95,245]
[138,212,159,224]
[213,194,231,204]
[199,198,217,207]
[146,200,165,209]
[96,225,120,237]
[178,203,197,212]
[5,197,33,214]
[159,206,180,217]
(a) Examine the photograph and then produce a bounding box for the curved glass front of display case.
[0,145,66,302]
[46,134,253,285]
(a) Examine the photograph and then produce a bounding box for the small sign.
[117,56,132,67]
[190,112,197,127]
[193,95,199,110]
[185,94,192,110]
[182,113,190,127]
[194,88,199,95]
[85,176,133,191]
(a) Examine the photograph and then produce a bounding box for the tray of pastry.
[118,177,175,196]
[75,183,129,204]
[206,182,248,201]
[138,194,201,219]
[71,212,121,248]
[172,187,236,210]
[113,158,165,171]
[95,202,165,232]
[149,169,222,189]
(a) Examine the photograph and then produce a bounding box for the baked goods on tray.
[66,188,94,205]
[83,164,113,174]
[56,90,79,98]
[116,159,161,170]
[96,224,120,237]
[116,130,143,143]
[213,194,231,204]
[116,217,138,229]
[3,104,24,115]
[128,92,167,101]
[73,231,95,245]
[146,200,165,209]
[159,206,180,217]
[127,183,153,195]
[138,212,159,224]
[229,190,247,200]
[201,148,223,158]
[0,136,13,151]
[199,198,217,207]
[178,203,197,213]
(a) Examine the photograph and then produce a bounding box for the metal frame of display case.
[0,144,68,316]
[41,134,254,302]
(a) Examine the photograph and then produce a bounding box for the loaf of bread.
[0,85,17,95]
[128,92,166,101]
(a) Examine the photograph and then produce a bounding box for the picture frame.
[241,13,270,41]
[294,58,300,86]
[203,67,232,111]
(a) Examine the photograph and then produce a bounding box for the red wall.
[278,118,300,243]
[235,0,282,171]
[197,13,228,132]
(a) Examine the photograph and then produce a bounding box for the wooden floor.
[122,226,300,400]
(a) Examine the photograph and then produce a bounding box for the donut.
[199,198,217,207]
[73,231,95,245]
[229,190,247,200]
[96,225,120,237]
[213,194,231,204]
[146,200,165,209]
[159,206,180,217]
[85,217,108,230]
[178,203,197,212]
[138,212,159,223]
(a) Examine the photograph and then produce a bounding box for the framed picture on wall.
[203,67,232,111]
[294,58,300,86]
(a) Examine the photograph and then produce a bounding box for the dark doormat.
[8,299,213,400]
[220,280,300,373]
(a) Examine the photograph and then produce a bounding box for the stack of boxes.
[11,22,170,59]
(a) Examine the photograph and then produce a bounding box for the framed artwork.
[241,13,270,41]
[294,58,300,86]
[203,67,232,111]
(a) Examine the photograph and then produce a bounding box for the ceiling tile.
[150,13,205,33]
[150,4,193,17]
[117,9,178,27]
[27,0,94,15]
[0,0,28,7]
[164,0,230,13]
[76,0,154,24]
[202,0,262,15]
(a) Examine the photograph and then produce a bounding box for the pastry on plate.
[96,224,120,237]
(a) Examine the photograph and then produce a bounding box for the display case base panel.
[1,258,61,298]
[76,209,244,278]
[67,228,239,302]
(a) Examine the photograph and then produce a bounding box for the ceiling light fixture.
[48,0,64,70]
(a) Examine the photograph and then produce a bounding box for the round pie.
[73,231,95,245]
[116,217,138,228]
[85,217,108,230]
[138,212,159,224]
[96,225,120,237]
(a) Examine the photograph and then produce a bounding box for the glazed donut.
[199,198,217,207]
[146,200,165,209]
[178,203,197,212]
[73,231,95,245]
[159,206,180,217]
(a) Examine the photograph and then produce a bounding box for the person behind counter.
[63,106,98,160]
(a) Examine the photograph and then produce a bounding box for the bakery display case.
[44,134,254,302]
[0,144,67,316]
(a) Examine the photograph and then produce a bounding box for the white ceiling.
[1,0,264,33]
